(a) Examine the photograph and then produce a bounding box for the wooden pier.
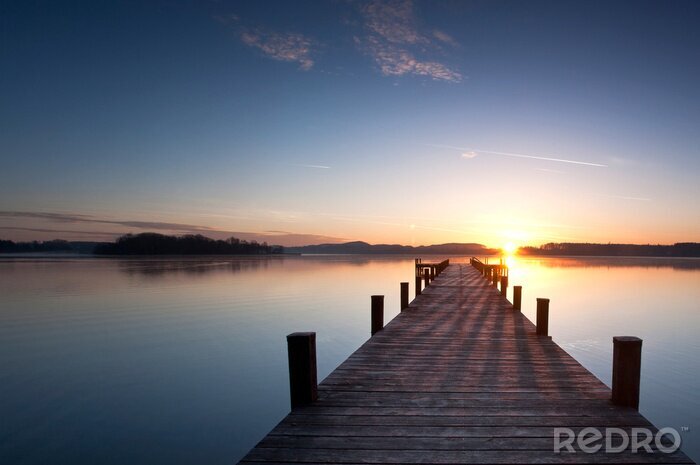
[238,261,694,464]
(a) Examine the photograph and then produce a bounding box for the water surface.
[0,255,698,463]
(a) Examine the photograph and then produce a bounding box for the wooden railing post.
[500,275,508,297]
[415,275,422,297]
[371,295,384,335]
[612,336,642,410]
[492,269,499,287]
[400,282,409,311]
[536,298,549,336]
[513,286,522,311]
[287,332,317,409]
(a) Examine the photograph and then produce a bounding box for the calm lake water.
[1,255,698,463]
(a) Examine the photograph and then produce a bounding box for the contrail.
[428,144,607,167]
[598,194,651,201]
[295,164,331,169]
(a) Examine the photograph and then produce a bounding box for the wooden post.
[513,286,522,311]
[612,336,642,410]
[400,282,409,311]
[425,270,430,286]
[492,269,499,287]
[500,275,508,297]
[287,332,317,409]
[536,298,549,336]
[371,295,384,335]
[415,275,422,297]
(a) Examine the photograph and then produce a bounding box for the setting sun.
[503,241,517,254]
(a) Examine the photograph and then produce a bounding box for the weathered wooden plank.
[241,448,693,464]
[255,435,674,451]
[280,414,654,428]
[271,424,658,438]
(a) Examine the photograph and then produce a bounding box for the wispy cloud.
[240,29,315,70]
[357,0,462,82]
[432,144,607,167]
[432,30,458,47]
[362,0,427,44]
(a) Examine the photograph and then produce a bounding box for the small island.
[93,233,284,255]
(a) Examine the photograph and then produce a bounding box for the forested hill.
[285,241,497,255]
[519,242,700,257]
[93,233,283,255]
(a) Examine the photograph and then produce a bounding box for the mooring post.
[612,336,642,410]
[513,285,522,310]
[400,282,409,311]
[415,275,422,297]
[500,275,508,297]
[286,332,317,410]
[536,298,550,336]
[371,295,384,335]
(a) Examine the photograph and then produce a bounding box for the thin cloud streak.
[0,226,120,237]
[0,211,347,246]
[289,163,331,169]
[429,144,607,167]
[597,194,652,201]
[0,211,217,232]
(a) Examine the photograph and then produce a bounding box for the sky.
[1,0,699,248]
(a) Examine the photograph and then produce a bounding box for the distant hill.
[93,233,283,255]
[285,241,497,255]
[519,242,700,257]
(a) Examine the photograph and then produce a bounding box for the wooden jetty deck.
[239,262,694,464]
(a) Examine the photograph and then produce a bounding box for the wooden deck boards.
[239,264,694,464]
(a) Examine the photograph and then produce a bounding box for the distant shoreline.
[2,235,699,258]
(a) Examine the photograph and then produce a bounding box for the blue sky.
[1,0,699,246]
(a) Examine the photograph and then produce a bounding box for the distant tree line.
[519,242,700,257]
[0,239,77,253]
[93,233,284,255]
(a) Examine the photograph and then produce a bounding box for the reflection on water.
[503,255,700,271]
[502,255,700,463]
[0,255,698,463]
